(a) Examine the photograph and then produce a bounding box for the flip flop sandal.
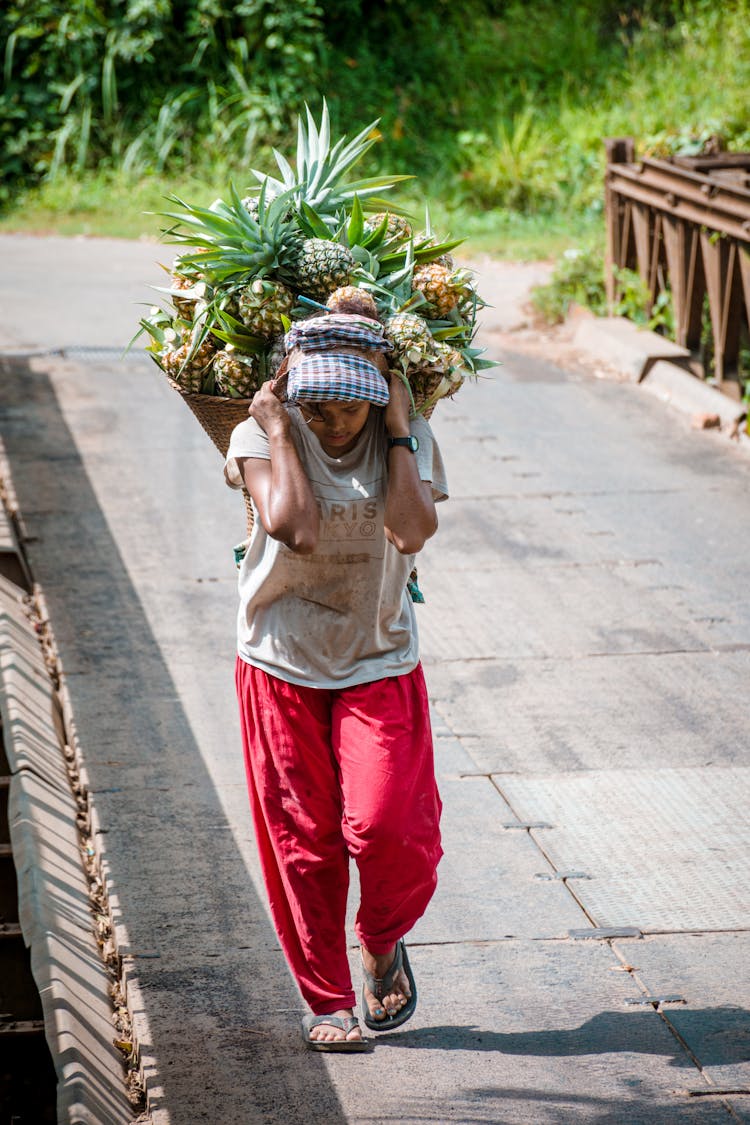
[361,939,418,1032]
[301,1012,370,1052]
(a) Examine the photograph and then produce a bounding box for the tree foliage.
[2,0,749,212]
[1,0,323,204]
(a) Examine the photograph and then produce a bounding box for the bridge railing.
[604,137,750,398]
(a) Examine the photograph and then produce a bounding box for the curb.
[571,312,749,446]
[572,313,692,382]
[641,359,747,431]
[0,546,134,1117]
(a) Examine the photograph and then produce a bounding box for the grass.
[441,208,604,263]
[0,170,226,242]
[0,168,603,262]
[3,3,748,264]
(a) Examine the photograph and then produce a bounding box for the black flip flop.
[301,1012,370,1052]
[361,940,418,1031]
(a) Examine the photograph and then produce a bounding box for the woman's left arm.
[383,375,438,554]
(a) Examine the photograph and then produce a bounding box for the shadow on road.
[0,356,349,1122]
[385,1005,750,1070]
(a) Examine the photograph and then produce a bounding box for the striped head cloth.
[286,352,390,407]
[284,313,393,355]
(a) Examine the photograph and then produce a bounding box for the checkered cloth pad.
[286,353,390,406]
[284,313,393,355]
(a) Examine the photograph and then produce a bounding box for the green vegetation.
[530,250,674,332]
[2,1,749,260]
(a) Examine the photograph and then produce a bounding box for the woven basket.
[411,373,448,421]
[169,374,445,537]
[168,380,255,535]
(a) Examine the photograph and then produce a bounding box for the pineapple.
[237,278,295,339]
[157,185,300,370]
[412,263,464,318]
[161,333,217,394]
[384,313,438,370]
[169,256,207,320]
[364,213,413,242]
[407,341,466,412]
[385,313,469,414]
[212,347,259,398]
[290,238,355,301]
[434,250,456,270]
[430,342,466,385]
[418,343,466,410]
[242,191,292,224]
[326,286,379,319]
[241,195,260,220]
[170,274,198,320]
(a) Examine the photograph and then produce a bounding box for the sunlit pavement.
[1,234,749,1124]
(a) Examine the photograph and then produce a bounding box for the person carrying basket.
[224,304,448,1051]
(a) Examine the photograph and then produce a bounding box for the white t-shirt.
[224,407,448,688]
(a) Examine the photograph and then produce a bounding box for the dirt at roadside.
[481,300,631,386]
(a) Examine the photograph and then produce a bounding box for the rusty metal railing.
[604,137,750,397]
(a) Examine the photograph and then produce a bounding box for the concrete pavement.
[0,234,749,1123]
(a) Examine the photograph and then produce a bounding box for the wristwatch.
[387,434,419,453]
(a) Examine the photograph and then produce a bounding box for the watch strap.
[387,435,418,452]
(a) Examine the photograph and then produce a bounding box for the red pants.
[235,657,443,1014]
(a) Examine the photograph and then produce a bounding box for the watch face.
[390,435,419,452]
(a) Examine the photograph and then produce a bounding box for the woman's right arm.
[239,383,319,554]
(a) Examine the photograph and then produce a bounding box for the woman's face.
[299,399,372,456]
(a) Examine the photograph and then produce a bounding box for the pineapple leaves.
[229,182,264,238]
[343,175,414,197]
[357,195,413,216]
[297,111,311,178]
[158,198,240,239]
[414,237,464,262]
[347,195,365,247]
[299,202,333,240]
[271,148,296,187]
[209,327,265,352]
[316,102,330,167]
[145,102,492,405]
[265,100,404,217]
[349,246,378,275]
[429,324,471,342]
[391,368,418,416]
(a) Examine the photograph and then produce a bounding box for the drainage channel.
[1,730,58,1124]
[0,452,142,1124]
[0,503,57,1123]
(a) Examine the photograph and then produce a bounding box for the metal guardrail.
[604,137,750,395]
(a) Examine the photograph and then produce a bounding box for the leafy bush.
[454,110,560,213]
[530,248,676,331]
[4,0,750,246]
[530,248,609,324]
[0,0,324,203]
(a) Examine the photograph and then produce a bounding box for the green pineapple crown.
[135,105,496,403]
[249,99,413,228]
[159,181,299,285]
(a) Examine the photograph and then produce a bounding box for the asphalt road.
[1,234,749,1124]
